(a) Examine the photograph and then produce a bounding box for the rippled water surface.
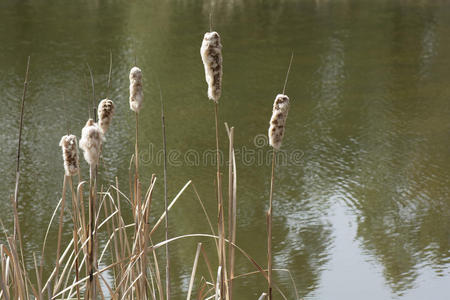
[0,0,449,299]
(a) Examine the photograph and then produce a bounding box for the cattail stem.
[68,175,81,300]
[12,56,30,299]
[13,56,30,243]
[135,112,139,177]
[14,56,30,209]
[267,150,276,300]
[107,49,112,98]
[160,87,170,300]
[54,175,67,291]
[226,124,236,300]
[282,52,294,95]
[209,11,213,32]
[87,64,96,120]
[87,165,97,299]
[214,102,226,299]
[214,103,220,179]
[79,117,102,296]
[77,170,87,251]
[134,112,140,224]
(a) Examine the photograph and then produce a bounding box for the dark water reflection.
[0,0,449,299]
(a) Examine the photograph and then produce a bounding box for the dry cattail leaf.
[200,31,223,102]
[79,119,103,166]
[268,94,290,150]
[97,98,115,134]
[59,134,79,176]
[129,66,143,113]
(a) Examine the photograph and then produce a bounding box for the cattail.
[59,134,79,176]
[200,31,223,102]
[268,94,290,150]
[79,119,103,166]
[129,67,143,113]
[97,98,115,134]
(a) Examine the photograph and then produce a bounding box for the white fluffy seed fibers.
[200,31,223,102]
[79,119,103,166]
[98,98,115,134]
[59,134,79,176]
[268,94,290,150]
[129,67,143,113]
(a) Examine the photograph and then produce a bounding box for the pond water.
[0,0,449,299]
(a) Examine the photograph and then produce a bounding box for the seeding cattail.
[79,119,103,166]
[59,134,79,176]
[129,66,143,113]
[97,98,115,134]
[268,94,290,150]
[200,31,223,102]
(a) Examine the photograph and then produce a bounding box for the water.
[1,0,449,299]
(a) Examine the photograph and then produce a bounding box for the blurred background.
[0,0,449,299]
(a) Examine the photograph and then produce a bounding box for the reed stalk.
[267,151,275,300]
[10,56,31,300]
[214,102,226,300]
[135,112,139,178]
[54,175,67,291]
[66,174,82,300]
[267,53,294,300]
[201,25,225,298]
[187,243,202,300]
[82,64,100,300]
[160,86,171,300]
[13,56,30,222]
[225,123,237,300]
[86,164,97,299]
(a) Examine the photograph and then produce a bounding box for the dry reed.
[201,27,227,299]
[267,53,294,300]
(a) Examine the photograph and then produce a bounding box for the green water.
[1,0,449,299]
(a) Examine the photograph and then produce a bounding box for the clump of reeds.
[1,48,302,300]
[200,31,223,102]
[79,119,103,166]
[97,98,115,134]
[59,134,80,176]
[268,94,290,150]
[129,66,143,113]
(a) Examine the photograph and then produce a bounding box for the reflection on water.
[0,0,449,299]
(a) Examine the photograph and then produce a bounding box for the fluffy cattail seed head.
[129,67,143,113]
[268,94,290,150]
[79,119,103,166]
[200,31,223,102]
[98,98,115,134]
[59,134,79,176]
